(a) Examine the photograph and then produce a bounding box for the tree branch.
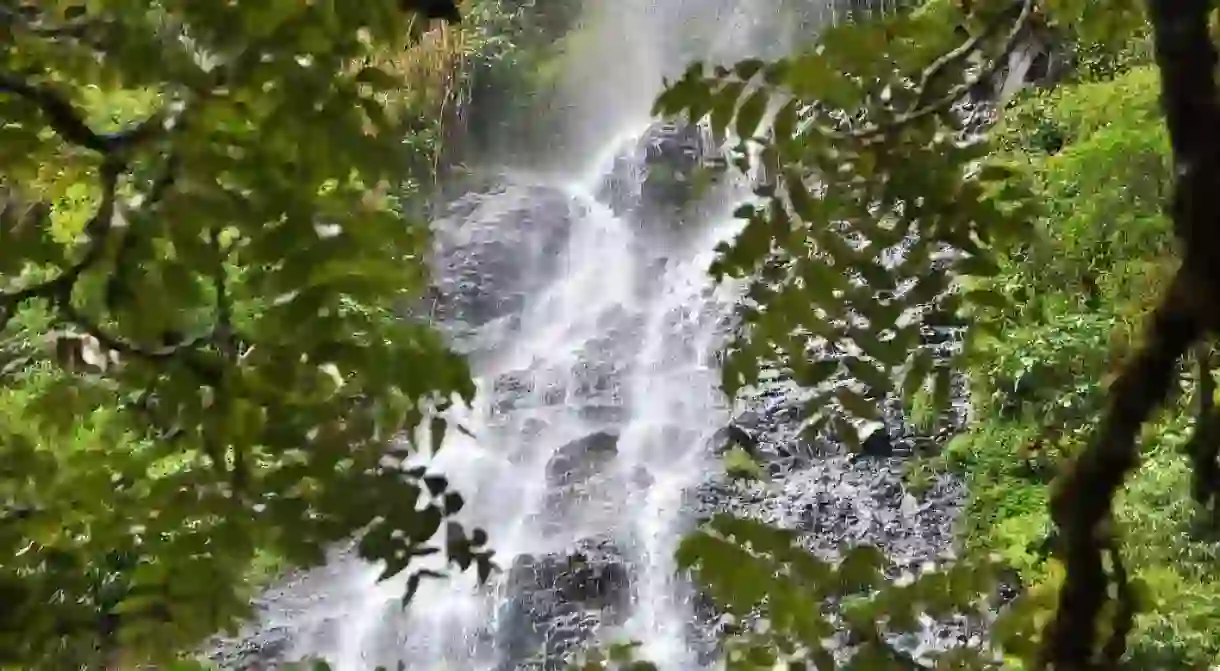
[852,0,1035,140]
[1185,345,1220,513]
[909,0,1030,112]
[0,156,121,324]
[1149,0,1220,284]
[0,5,105,42]
[1042,277,1200,667]
[0,73,164,154]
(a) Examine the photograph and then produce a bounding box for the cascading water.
[250,3,830,668]
[207,2,971,669]
[274,147,742,668]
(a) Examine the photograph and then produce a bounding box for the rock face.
[494,537,631,670]
[203,551,367,670]
[205,628,292,670]
[546,431,620,488]
[598,119,715,225]
[683,329,975,660]
[430,182,580,328]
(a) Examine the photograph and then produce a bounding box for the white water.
[270,2,877,669]
[282,136,742,670]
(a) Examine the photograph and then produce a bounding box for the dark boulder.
[710,421,760,456]
[494,537,631,670]
[545,431,620,488]
[597,120,714,220]
[859,421,894,458]
[430,183,578,327]
[575,403,630,428]
[491,367,567,415]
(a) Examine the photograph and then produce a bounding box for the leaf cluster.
[676,514,1008,669]
[653,0,1038,450]
[0,1,488,665]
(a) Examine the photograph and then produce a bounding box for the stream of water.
[225,2,888,669]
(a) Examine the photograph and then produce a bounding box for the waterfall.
[266,2,782,667]
[276,155,742,668]
[209,2,942,670]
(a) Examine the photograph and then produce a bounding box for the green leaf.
[733,59,767,80]
[736,90,768,140]
[964,288,1010,311]
[837,545,886,593]
[834,387,881,421]
[724,445,767,481]
[711,82,747,136]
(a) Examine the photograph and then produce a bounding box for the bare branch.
[907,0,1027,113]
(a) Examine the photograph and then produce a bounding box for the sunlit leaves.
[673,513,1006,669]
[655,4,1037,442]
[0,0,479,666]
[1045,0,1146,48]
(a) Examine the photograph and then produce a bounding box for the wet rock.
[630,464,655,489]
[859,422,893,458]
[495,537,631,670]
[576,404,630,427]
[431,183,578,327]
[597,120,715,221]
[204,627,291,670]
[491,368,567,415]
[546,431,620,488]
[710,421,760,456]
[569,356,628,405]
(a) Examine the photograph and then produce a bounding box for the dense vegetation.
[0,1,490,666]
[5,0,1220,669]
[638,0,1220,668]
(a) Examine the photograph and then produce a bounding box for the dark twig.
[0,67,199,365]
[0,74,162,154]
[0,71,175,323]
[208,226,244,491]
[210,228,235,363]
[59,300,211,363]
[0,157,122,323]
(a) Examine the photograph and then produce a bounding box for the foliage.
[0,1,501,666]
[675,514,1009,669]
[722,444,768,481]
[634,0,1220,668]
[454,0,584,161]
[654,0,1039,452]
[952,55,1220,666]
